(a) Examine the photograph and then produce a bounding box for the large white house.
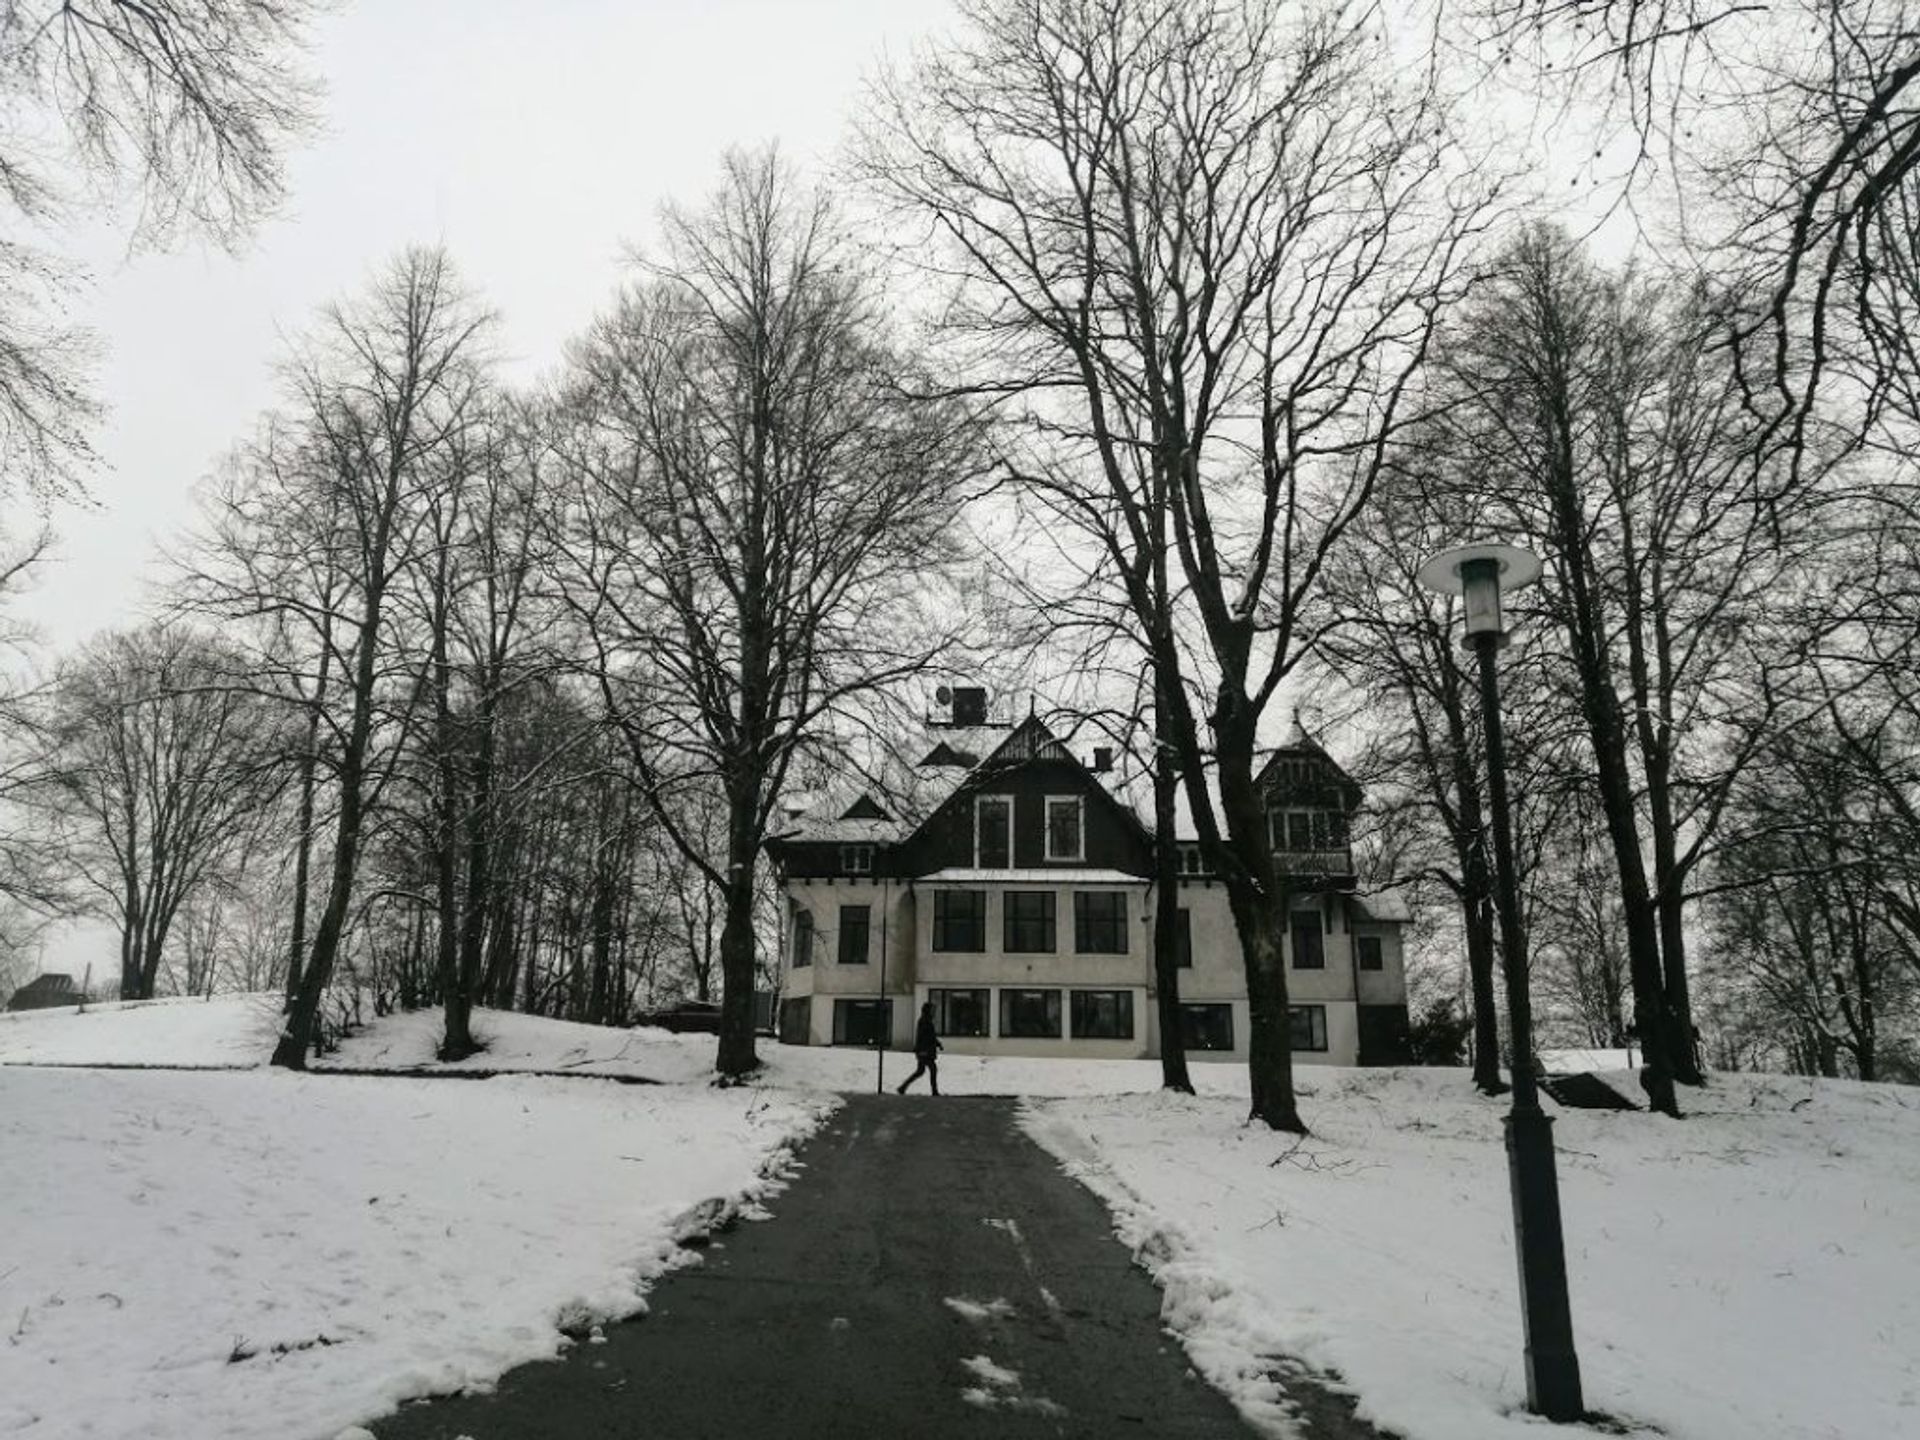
[765,688,1411,1065]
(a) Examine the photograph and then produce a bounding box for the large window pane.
[1357,934,1384,971]
[836,905,870,964]
[791,908,813,969]
[1289,1004,1328,1052]
[1045,797,1083,861]
[928,987,989,1038]
[832,999,893,1046]
[1073,891,1128,953]
[1290,915,1325,969]
[976,796,1012,868]
[1004,891,1056,952]
[1179,1003,1234,1052]
[1070,989,1134,1040]
[1175,907,1192,969]
[932,890,986,952]
[999,988,1063,1038]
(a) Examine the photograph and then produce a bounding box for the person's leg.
[929,1054,940,1096]
[896,1058,925,1094]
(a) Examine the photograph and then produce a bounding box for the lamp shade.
[1414,542,1543,646]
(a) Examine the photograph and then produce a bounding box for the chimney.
[1092,746,1114,773]
[952,686,988,727]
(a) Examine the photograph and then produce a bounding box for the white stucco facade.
[776,872,1407,1065]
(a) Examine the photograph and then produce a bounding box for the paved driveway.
[373,1093,1263,1439]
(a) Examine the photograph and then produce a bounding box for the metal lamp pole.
[1417,542,1584,1422]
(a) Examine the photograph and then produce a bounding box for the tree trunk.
[1152,683,1194,1094]
[285,633,332,1013]
[272,554,390,1070]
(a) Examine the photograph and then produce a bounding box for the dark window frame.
[1043,795,1085,862]
[832,998,894,1047]
[999,987,1064,1039]
[791,908,813,969]
[841,844,874,875]
[1174,906,1193,969]
[1290,914,1325,969]
[1179,1002,1235,1052]
[1003,890,1057,953]
[1073,890,1129,954]
[928,987,990,1038]
[975,794,1013,869]
[1290,1004,1329,1052]
[1070,988,1135,1040]
[1357,934,1385,972]
[932,889,986,953]
[836,904,870,965]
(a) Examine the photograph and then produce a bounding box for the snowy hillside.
[1024,1069,1920,1440]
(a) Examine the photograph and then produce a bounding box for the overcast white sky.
[30,0,956,651]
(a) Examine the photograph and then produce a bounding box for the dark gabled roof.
[842,795,890,821]
[1255,712,1363,807]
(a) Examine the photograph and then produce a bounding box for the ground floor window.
[832,998,893,1046]
[777,996,809,1045]
[1179,1003,1235,1052]
[999,987,1063,1039]
[928,987,990,1038]
[1070,989,1134,1040]
[1290,1003,1328,1052]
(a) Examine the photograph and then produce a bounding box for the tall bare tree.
[185,249,493,1067]
[863,0,1490,1130]
[556,150,982,1078]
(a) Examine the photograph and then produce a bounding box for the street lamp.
[1416,541,1585,1423]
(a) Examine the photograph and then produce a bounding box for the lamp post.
[1416,542,1585,1423]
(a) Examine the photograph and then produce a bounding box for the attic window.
[975,795,1012,868]
[841,844,874,875]
[1044,796,1084,862]
[1177,845,1206,875]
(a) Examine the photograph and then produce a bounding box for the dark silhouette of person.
[896,1002,942,1095]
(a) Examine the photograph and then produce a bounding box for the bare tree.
[556,149,982,1078]
[0,0,322,496]
[41,622,282,999]
[1463,0,1920,466]
[862,0,1490,1130]
[184,249,493,1067]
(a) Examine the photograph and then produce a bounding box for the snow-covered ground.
[0,994,284,1067]
[1023,1069,1920,1440]
[0,1002,832,1440]
[6,997,1916,1440]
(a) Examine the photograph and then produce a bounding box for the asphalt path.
[371,1093,1265,1439]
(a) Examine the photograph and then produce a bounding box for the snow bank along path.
[1022,1070,1920,1440]
[0,1066,833,1440]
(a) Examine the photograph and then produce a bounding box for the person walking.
[896,1002,942,1095]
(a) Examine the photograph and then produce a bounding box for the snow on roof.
[1351,889,1412,923]
[918,868,1150,885]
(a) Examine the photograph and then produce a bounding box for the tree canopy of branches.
[41,621,282,999]
[862,0,1490,1131]
[0,0,321,498]
[556,149,983,1078]
[187,247,494,1068]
